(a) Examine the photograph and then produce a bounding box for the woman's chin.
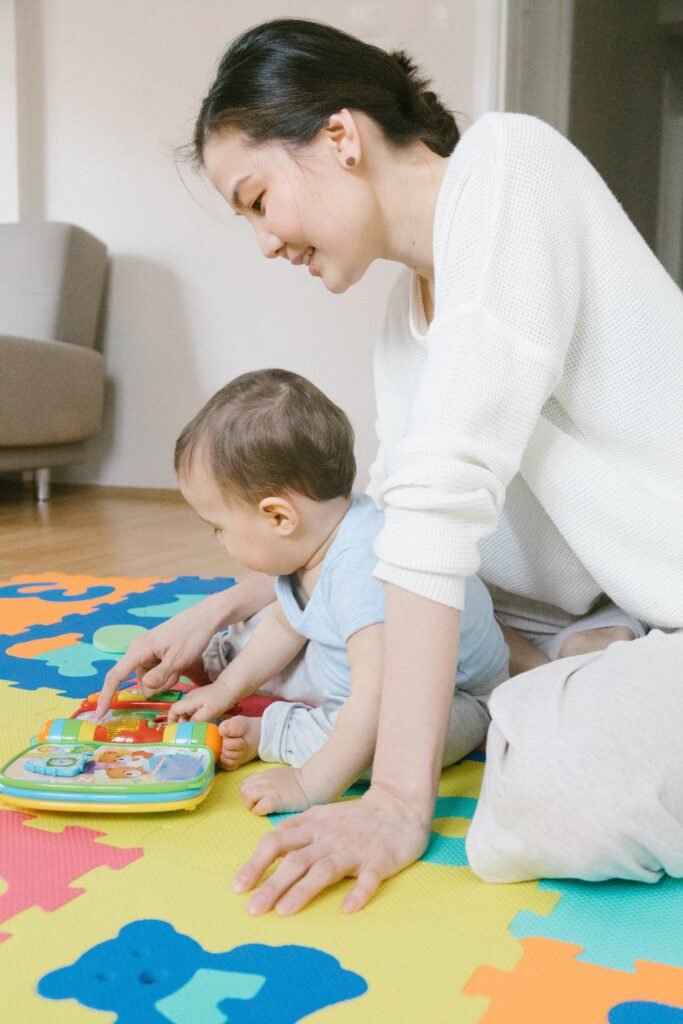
[319,264,364,294]
[324,278,351,294]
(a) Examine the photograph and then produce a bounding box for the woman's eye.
[251,194,264,213]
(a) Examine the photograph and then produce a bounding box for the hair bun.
[389,49,458,157]
[391,49,421,79]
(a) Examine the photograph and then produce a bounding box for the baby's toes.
[219,749,243,771]
[222,737,242,761]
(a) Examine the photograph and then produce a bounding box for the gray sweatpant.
[466,628,683,883]
[203,605,507,773]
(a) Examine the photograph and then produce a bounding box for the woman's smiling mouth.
[290,246,315,266]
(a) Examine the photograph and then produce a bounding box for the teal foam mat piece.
[511,875,683,970]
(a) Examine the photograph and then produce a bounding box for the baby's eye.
[251,194,264,213]
[212,527,222,538]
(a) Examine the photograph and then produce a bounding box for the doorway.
[504,0,683,286]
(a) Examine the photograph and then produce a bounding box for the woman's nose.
[256,225,284,260]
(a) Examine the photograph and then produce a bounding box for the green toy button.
[92,624,149,655]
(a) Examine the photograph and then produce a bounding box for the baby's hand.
[239,766,311,816]
[167,681,232,723]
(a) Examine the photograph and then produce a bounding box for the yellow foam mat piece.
[1,684,558,1022]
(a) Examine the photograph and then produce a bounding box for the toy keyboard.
[0,687,221,814]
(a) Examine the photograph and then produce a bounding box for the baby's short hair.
[175,368,356,503]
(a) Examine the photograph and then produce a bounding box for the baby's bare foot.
[218,715,261,770]
[558,626,636,659]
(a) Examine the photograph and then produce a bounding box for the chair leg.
[35,468,51,502]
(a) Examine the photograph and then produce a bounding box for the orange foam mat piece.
[0,573,163,637]
[464,937,683,1023]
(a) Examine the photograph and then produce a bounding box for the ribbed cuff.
[257,701,295,764]
[372,560,467,610]
[258,700,315,765]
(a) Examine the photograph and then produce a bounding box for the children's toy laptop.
[0,687,222,814]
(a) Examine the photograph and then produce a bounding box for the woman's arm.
[96,574,275,717]
[232,585,460,915]
[371,585,460,815]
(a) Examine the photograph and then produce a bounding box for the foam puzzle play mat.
[1,573,682,1023]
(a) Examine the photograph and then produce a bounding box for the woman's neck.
[375,142,448,285]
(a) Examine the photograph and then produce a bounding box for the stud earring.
[346,156,356,167]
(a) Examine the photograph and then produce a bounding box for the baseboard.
[52,483,184,501]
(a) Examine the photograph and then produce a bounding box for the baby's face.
[179,461,297,576]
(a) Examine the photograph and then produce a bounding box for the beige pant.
[466,628,683,883]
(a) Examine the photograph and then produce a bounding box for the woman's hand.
[95,599,222,718]
[232,782,431,915]
[240,765,312,816]
[95,578,275,720]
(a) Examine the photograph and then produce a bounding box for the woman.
[101,18,683,915]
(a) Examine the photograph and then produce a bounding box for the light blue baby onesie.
[258,494,509,769]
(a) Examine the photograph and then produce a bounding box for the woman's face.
[202,127,381,293]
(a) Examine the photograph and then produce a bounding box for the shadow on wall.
[57,254,204,488]
[15,0,45,223]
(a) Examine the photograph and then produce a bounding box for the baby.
[167,368,509,814]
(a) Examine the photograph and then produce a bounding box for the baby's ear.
[258,495,298,534]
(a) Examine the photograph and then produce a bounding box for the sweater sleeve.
[373,115,582,608]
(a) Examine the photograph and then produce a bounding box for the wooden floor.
[0,482,247,582]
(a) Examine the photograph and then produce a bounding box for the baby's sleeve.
[324,545,387,643]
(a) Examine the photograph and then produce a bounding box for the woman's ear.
[258,495,299,535]
[323,108,362,169]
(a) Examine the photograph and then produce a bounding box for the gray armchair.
[0,222,107,500]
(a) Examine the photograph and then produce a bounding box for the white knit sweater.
[367,113,683,628]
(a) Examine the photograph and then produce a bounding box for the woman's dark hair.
[193,18,459,163]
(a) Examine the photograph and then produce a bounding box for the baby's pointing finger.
[166,700,191,723]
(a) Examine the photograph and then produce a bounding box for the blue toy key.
[26,754,92,778]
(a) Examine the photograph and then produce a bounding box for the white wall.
[0,0,19,221]
[8,0,500,489]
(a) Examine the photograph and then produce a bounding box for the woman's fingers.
[96,651,141,718]
[137,663,180,696]
[342,866,383,913]
[246,847,327,916]
[96,646,169,718]
[94,591,227,719]
[263,855,352,917]
[233,787,431,915]
[233,825,312,895]
[233,810,371,915]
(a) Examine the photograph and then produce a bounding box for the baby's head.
[175,368,356,575]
